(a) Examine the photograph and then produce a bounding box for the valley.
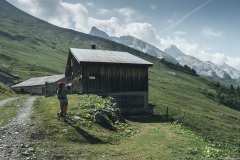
[0,0,240,159]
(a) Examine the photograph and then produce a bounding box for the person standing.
[57,82,71,121]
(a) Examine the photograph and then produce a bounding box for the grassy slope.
[31,63,240,159]
[1,1,240,158]
[149,63,240,145]
[0,0,162,81]
[0,82,16,100]
[0,0,91,80]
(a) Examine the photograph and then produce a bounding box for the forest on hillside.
[203,81,240,111]
[160,58,197,75]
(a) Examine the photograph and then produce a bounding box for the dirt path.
[0,97,17,108]
[0,96,37,160]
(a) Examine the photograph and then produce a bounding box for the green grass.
[0,83,16,100]
[31,95,240,159]
[149,64,240,146]
[0,97,27,127]
[1,2,240,158]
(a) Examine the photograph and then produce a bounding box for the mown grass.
[32,96,206,159]
[31,95,240,159]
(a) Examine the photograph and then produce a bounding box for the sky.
[6,0,240,71]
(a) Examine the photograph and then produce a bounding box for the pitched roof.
[70,48,153,66]
[12,74,65,87]
[0,70,14,78]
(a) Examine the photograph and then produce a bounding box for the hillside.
[30,63,240,159]
[0,0,154,81]
[0,82,16,100]
[1,0,240,159]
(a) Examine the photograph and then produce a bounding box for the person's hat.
[58,82,65,86]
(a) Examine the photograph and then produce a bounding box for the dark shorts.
[60,99,68,106]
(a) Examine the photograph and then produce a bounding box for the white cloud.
[150,5,158,10]
[98,8,110,15]
[7,0,156,43]
[172,31,186,36]
[200,52,227,65]
[226,57,240,71]
[6,0,240,71]
[202,27,223,38]
[124,23,157,44]
[157,36,199,53]
[116,7,136,23]
[117,7,135,17]
[88,18,158,46]
[61,2,89,32]
[7,0,90,32]
[86,2,94,7]
[88,17,122,36]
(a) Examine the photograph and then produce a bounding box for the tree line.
[203,81,240,111]
[160,58,197,75]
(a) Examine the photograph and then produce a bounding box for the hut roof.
[0,69,15,79]
[70,48,153,66]
[12,74,65,88]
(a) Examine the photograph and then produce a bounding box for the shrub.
[68,94,137,138]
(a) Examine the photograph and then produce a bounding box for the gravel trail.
[0,98,17,108]
[0,96,37,160]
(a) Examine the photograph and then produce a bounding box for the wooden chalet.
[65,48,153,115]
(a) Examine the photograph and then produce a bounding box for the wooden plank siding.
[81,64,148,93]
[99,92,148,115]
[65,50,152,115]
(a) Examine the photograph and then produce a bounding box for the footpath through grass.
[0,96,29,127]
[31,95,239,159]
[0,83,20,127]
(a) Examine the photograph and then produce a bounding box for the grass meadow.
[30,63,240,159]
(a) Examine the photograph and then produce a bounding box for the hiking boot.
[57,113,60,120]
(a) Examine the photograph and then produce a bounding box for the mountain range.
[1,1,240,157]
[1,0,239,85]
[0,0,154,80]
[90,26,177,63]
[164,45,240,82]
[90,26,240,84]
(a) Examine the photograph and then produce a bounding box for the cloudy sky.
[6,0,240,70]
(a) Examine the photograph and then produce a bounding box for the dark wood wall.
[81,64,148,93]
[66,54,149,94]
[65,52,151,115]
